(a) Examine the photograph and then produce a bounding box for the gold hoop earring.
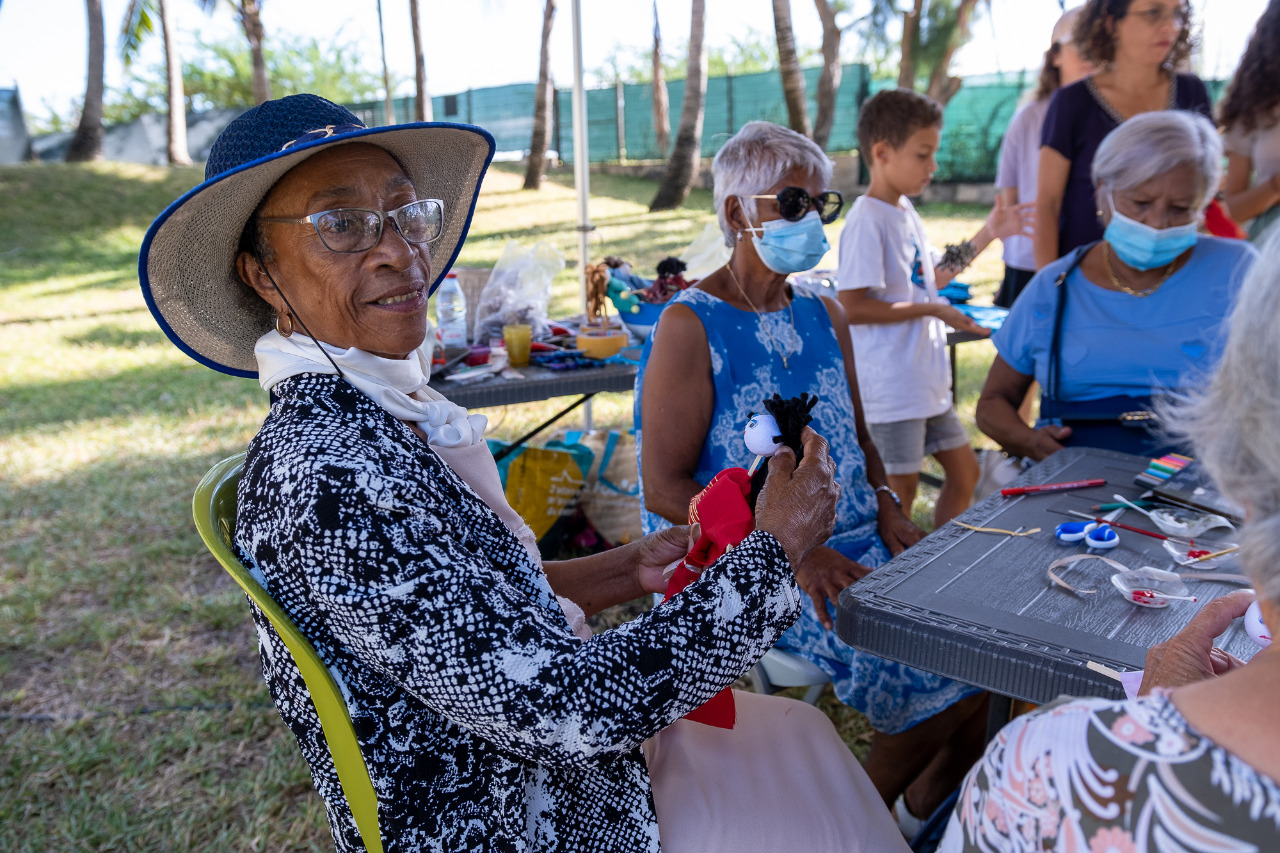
[276,312,294,338]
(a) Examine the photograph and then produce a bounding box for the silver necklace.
[724,263,797,369]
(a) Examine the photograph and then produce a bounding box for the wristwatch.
[874,485,901,506]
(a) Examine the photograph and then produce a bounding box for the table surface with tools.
[836,446,1257,705]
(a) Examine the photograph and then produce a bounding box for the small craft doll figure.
[661,393,818,728]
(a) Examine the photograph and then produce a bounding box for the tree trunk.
[66,0,105,162]
[897,0,923,90]
[239,0,271,104]
[376,0,395,125]
[651,1,670,157]
[772,0,810,137]
[409,0,431,121]
[812,0,842,150]
[650,0,707,211]
[925,0,980,106]
[523,0,556,190]
[159,0,191,165]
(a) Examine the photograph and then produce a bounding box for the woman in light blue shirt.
[977,111,1258,460]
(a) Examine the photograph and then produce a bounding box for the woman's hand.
[755,427,840,569]
[794,546,873,630]
[877,501,925,556]
[1139,590,1256,694]
[1026,424,1072,462]
[985,195,1035,241]
[629,525,692,597]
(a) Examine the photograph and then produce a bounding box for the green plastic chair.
[193,453,384,853]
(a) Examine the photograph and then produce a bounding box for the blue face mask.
[1103,195,1198,270]
[744,207,830,274]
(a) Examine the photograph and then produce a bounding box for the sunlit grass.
[0,157,999,849]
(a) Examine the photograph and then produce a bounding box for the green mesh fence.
[347,67,1225,183]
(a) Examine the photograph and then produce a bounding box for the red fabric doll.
[659,393,818,729]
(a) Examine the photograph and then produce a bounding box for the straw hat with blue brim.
[140,94,495,378]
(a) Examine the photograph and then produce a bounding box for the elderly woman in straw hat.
[141,95,908,853]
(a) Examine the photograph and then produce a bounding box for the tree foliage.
[98,33,384,126]
[848,0,986,90]
[593,26,811,86]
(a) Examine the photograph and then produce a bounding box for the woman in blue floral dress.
[637,121,988,820]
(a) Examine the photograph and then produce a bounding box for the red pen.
[1001,478,1106,497]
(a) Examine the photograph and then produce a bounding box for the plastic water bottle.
[435,272,468,347]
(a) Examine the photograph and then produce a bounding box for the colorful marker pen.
[1002,478,1106,497]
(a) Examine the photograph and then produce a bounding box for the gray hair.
[1161,231,1277,604]
[1092,111,1222,213]
[711,121,834,248]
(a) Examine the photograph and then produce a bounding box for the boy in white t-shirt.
[838,88,1031,526]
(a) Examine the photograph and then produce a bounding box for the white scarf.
[255,330,487,448]
[253,330,590,638]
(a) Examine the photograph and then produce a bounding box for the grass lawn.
[0,158,1001,850]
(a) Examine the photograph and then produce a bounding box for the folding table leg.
[985,693,1013,743]
[491,394,595,463]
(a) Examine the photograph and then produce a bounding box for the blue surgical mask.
[744,207,830,274]
[1104,195,1198,270]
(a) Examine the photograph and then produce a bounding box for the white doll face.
[744,413,782,457]
[1245,599,1272,648]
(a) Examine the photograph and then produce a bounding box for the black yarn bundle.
[748,392,819,508]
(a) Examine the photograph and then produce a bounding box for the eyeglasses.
[259,198,445,253]
[749,187,844,224]
[1127,6,1186,28]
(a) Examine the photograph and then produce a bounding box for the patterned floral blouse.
[940,689,1280,852]
[235,374,802,853]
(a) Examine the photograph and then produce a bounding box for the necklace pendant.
[781,355,790,369]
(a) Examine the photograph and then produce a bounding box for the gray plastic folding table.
[837,446,1257,709]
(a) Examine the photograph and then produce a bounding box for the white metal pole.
[569,0,595,431]
[569,0,592,319]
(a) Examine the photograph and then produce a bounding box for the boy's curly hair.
[856,88,943,156]
[1072,0,1194,69]
[1218,0,1280,135]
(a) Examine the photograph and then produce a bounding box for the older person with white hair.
[942,232,1280,852]
[637,120,992,826]
[977,110,1259,460]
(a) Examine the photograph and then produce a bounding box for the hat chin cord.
[256,254,347,380]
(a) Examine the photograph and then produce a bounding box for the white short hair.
[1161,231,1276,603]
[1092,110,1222,213]
[711,121,834,248]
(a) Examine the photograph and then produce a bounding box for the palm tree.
[120,0,191,164]
[812,0,843,150]
[218,1,271,104]
[66,0,106,161]
[772,0,810,137]
[523,0,556,190]
[409,0,432,121]
[651,1,670,157]
[376,0,395,124]
[893,0,985,106]
[898,0,924,89]
[924,0,981,105]
[650,0,706,212]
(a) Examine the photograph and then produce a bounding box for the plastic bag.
[678,221,732,280]
[563,429,642,546]
[474,240,564,343]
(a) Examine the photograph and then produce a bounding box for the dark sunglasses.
[749,187,844,224]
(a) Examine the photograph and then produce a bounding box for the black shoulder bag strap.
[1044,241,1098,425]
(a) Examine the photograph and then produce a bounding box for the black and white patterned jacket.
[234,374,802,853]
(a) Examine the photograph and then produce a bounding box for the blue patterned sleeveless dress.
[635,285,979,734]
